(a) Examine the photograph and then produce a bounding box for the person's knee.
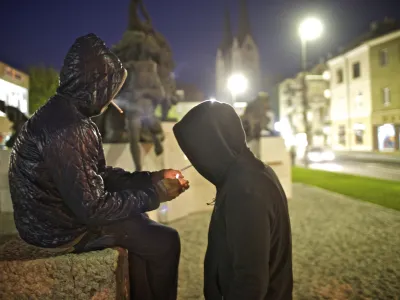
[163,227,180,256]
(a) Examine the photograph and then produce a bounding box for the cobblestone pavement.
[170,183,400,300]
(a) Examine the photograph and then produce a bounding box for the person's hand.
[178,177,190,191]
[163,169,183,180]
[152,169,183,183]
[155,178,190,202]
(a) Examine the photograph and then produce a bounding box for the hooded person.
[8,33,188,300]
[173,101,293,300]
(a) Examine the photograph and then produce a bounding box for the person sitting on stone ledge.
[173,100,293,300]
[8,33,188,300]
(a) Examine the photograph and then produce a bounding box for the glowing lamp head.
[299,17,323,41]
[322,71,330,81]
[227,73,248,96]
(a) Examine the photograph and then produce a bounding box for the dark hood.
[173,101,247,185]
[57,33,127,117]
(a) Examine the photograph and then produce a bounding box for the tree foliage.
[28,66,59,114]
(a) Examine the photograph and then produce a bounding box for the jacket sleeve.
[44,123,160,226]
[94,120,155,192]
[102,167,154,192]
[225,186,271,300]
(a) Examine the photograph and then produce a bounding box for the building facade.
[369,30,400,152]
[328,44,373,151]
[216,0,261,104]
[0,62,29,134]
[278,64,330,148]
[328,22,400,152]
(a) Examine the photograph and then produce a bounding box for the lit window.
[382,87,391,106]
[378,124,395,151]
[379,48,388,66]
[5,67,13,77]
[353,123,365,145]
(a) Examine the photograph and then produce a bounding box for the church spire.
[238,0,251,44]
[219,4,233,53]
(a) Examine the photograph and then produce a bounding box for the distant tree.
[28,66,59,114]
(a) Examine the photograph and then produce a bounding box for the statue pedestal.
[249,137,292,199]
[0,150,12,214]
[155,123,215,222]
[0,125,292,225]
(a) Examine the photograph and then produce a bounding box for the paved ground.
[1,184,399,299]
[170,183,400,300]
[308,160,400,181]
[296,156,400,181]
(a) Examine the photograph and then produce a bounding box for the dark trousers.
[75,214,181,300]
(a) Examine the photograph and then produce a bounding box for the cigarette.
[111,101,123,114]
[175,165,193,178]
[180,165,193,172]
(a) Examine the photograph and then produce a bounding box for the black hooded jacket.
[174,101,293,300]
[8,34,160,248]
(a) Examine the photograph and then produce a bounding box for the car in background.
[306,147,335,163]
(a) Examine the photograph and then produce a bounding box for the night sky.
[1,0,400,97]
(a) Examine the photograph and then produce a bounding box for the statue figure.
[241,94,271,142]
[0,100,29,148]
[92,0,179,171]
[114,61,166,171]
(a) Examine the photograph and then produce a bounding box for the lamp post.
[227,73,248,105]
[298,17,323,167]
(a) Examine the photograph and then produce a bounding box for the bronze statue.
[92,0,179,171]
[241,93,273,142]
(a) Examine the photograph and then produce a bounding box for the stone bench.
[0,236,129,299]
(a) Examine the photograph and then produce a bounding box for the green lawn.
[292,167,400,211]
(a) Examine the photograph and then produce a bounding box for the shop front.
[372,110,400,152]
[0,62,30,146]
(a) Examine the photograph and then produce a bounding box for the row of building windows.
[337,124,399,150]
[377,44,400,66]
[337,125,365,145]
[0,79,29,115]
[334,46,395,84]
[338,87,391,108]
[335,62,361,84]
[4,67,23,81]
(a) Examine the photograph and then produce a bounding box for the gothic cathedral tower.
[216,0,261,104]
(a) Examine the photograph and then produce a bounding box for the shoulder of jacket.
[42,119,96,152]
[227,170,276,204]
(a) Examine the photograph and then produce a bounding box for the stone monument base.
[0,236,129,300]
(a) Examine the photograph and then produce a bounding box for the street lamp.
[298,17,323,167]
[299,17,323,69]
[227,73,248,105]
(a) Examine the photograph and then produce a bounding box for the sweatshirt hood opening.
[57,33,127,117]
[173,101,247,185]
